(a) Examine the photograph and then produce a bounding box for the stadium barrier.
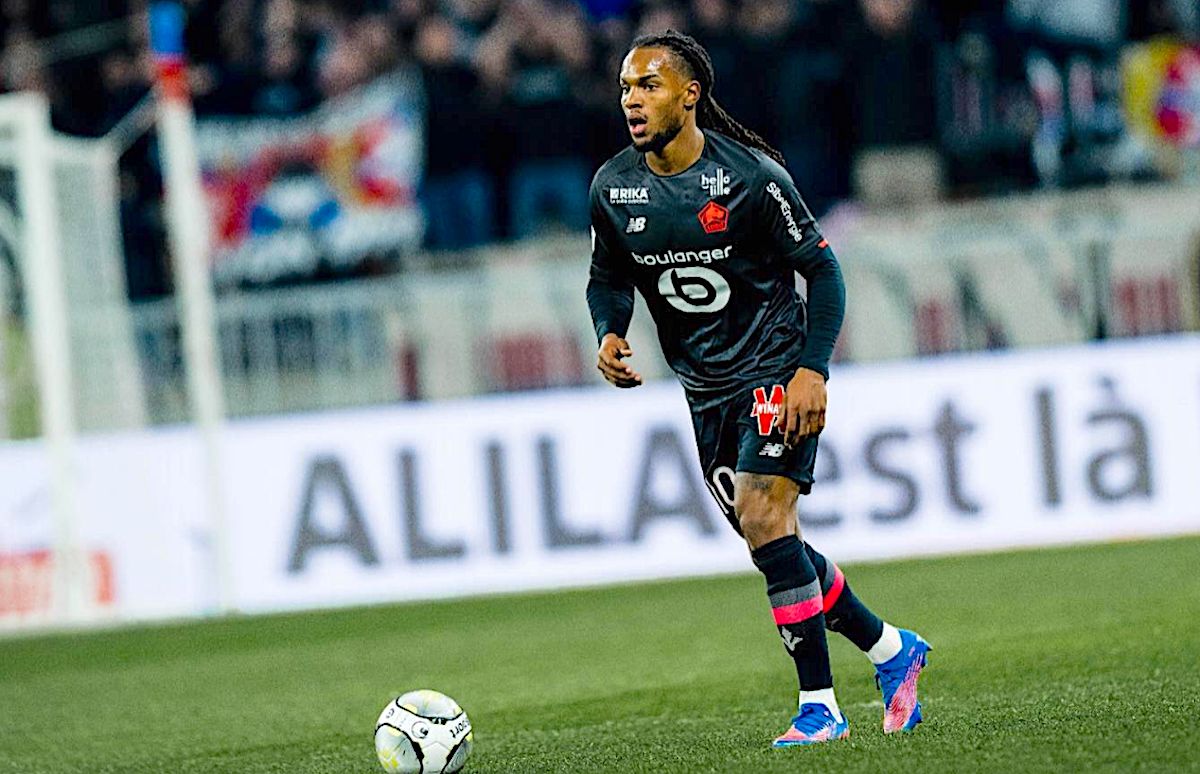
[117,183,1200,425]
[2,334,1198,630]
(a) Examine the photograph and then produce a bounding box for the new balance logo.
[626,216,646,233]
[780,628,803,652]
[760,443,786,458]
[609,187,649,205]
[701,167,731,197]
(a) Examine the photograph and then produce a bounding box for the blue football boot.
[772,703,850,747]
[875,629,931,733]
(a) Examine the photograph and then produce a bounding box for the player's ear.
[683,80,700,111]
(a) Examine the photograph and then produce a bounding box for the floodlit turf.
[2,536,1199,773]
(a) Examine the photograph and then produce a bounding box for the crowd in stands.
[1,0,1198,295]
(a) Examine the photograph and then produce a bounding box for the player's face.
[619,48,700,154]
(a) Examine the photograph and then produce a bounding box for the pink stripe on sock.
[772,597,822,624]
[822,565,845,613]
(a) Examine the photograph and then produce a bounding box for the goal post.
[0,92,83,623]
[0,4,238,629]
[0,92,154,627]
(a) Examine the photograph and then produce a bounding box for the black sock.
[803,542,885,653]
[751,536,833,691]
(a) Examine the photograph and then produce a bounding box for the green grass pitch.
[2,536,1199,773]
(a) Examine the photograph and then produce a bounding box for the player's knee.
[734,474,796,547]
[736,508,787,547]
[734,494,792,542]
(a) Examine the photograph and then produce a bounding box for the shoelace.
[791,705,835,735]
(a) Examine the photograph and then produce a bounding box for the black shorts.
[690,376,819,530]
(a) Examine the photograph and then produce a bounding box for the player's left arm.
[756,161,846,445]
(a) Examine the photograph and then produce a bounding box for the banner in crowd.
[1124,38,1200,149]
[196,71,424,287]
[2,336,1199,627]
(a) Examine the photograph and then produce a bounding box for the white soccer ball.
[374,689,473,773]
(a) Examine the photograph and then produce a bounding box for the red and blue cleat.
[772,703,850,747]
[875,629,931,733]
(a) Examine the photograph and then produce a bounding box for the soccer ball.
[374,689,473,773]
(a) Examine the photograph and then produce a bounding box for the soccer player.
[586,30,930,746]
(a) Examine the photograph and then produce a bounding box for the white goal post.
[0,5,236,629]
[0,92,150,626]
[0,93,83,623]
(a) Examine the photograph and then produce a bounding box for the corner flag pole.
[149,2,233,615]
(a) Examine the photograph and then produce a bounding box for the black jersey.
[586,130,846,409]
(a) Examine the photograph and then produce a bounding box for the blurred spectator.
[847,0,938,149]
[580,11,632,165]
[775,0,856,213]
[1,26,49,94]
[445,0,501,51]
[191,0,256,114]
[926,0,1007,38]
[479,0,593,239]
[1007,0,1126,48]
[580,0,634,23]
[415,13,496,250]
[840,0,942,206]
[1129,0,1200,40]
[317,28,375,98]
[355,13,402,72]
[687,0,735,76]
[1008,0,1128,186]
[634,2,686,39]
[252,34,317,115]
[0,0,1182,291]
[711,0,790,153]
[99,50,146,127]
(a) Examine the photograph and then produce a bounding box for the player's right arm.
[585,175,642,388]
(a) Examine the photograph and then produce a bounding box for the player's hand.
[776,367,826,446]
[597,333,643,388]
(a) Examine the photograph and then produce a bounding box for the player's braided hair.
[629,29,786,166]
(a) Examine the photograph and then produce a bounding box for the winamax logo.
[751,385,785,436]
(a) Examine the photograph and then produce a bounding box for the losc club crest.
[697,200,729,234]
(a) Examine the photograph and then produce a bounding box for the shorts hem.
[733,462,814,495]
